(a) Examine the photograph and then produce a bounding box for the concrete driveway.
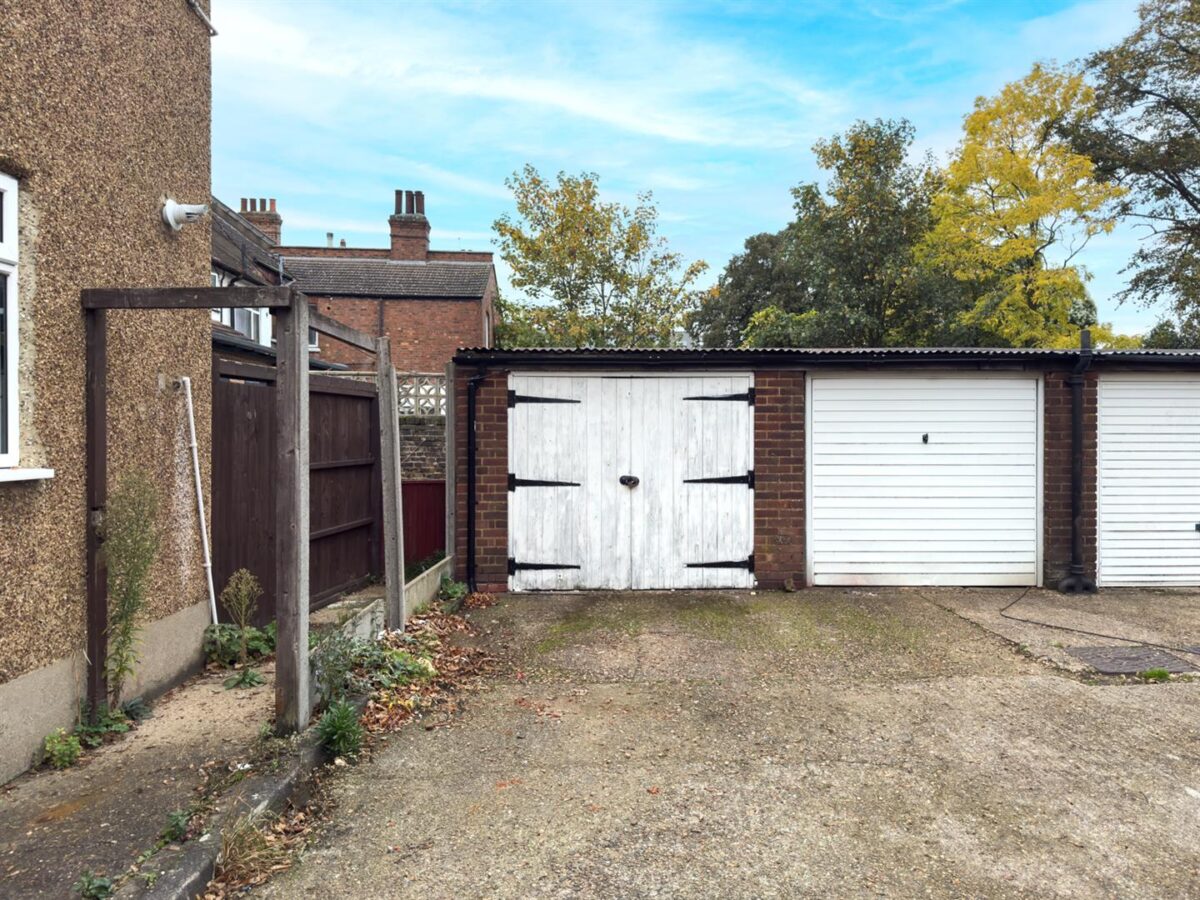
[263,590,1200,899]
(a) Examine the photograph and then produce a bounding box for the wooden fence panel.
[212,356,383,625]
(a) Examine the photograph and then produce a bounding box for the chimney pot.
[249,198,257,212]
[240,198,248,212]
[340,238,346,248]
[394,189,404,215]
[269,198,277,212]
[259,197,267,211]
[415,191,425,215]
[326,232,334,248]
[405,190,415,215]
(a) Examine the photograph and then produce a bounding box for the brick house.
[239,189,497,373]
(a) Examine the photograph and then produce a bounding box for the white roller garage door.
[507,373,755,590]
[1098,374,1200,586]
[808,374,1041,586]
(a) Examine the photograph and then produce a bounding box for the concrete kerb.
[117,560,455,898]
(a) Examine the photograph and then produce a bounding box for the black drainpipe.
[465,367,488,591]
[1059,328,1097,593]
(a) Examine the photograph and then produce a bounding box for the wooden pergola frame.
[81,285,406,733]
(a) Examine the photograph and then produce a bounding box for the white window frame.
[0,172,19,468]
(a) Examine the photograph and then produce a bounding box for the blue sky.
[212,0,1158,335]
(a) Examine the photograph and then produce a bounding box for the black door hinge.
[508,390,581,408]
[686,554,754,572]
[684,469,754,488]
[508,558,582,574]
[508,474,581,491]
[683,387,754,406]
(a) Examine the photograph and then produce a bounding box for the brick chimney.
[388,189,430,261]
[241,197,282,244]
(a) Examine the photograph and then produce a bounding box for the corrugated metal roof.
[284,257,492,299]
[452,345,1200,366]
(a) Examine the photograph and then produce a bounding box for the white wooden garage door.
[808,375,1041,586]
[1098,374,1200,586]
[507,373,755,590]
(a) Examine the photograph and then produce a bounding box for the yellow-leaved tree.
[923,64,1127,347]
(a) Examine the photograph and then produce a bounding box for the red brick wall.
[453,369,509,592]
[1043,370,1098,586]
[754,371,806,589]
[310,296,485,372]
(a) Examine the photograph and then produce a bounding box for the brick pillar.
[1043,370,1098,585]
[754,370,806,589]
[453,369,508,591]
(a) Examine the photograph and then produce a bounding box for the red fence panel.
[402,480,445,565]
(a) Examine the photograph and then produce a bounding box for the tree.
[694,119,988,349]
[1142,314,1200,348]
[923,64,1127,347]
[493,165,707,347]
[1066,0,1200,315]
[688,231,802,347]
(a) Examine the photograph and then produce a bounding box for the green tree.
[923,64,1127,347]
[700,119,985,349]
[688,231,804,347]
[1066,0,1200,314]
[493,165,706,347]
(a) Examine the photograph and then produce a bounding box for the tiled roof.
[284,257,492,299]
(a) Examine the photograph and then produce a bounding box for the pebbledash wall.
[450,350,1162,594]
[0,2,214,782]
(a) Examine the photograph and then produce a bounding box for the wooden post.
[376,337,406,628]
[274,294,311,732]
[85,307,108,717]
[444,361,456,569]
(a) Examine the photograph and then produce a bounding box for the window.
[0,172,18,467]
[211,271,273,347]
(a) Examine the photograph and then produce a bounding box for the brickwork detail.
[399,416,445,480]
[453,370,509,591]
[310,296,488,372]
[1043,371,1098,585]
[754,371,806,589]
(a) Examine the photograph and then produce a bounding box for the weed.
[120,696,152,721]
[215,812,293,889]
[204,622,275,668]
[139,871,158,889]
[1139,667,1172,683]
[438,575,469,613]
[317,700,364,756]
[311,632,356,703]
[104,471,159,708]
[43,729,82,769]
[74,704,130,749]
[221,568,264,670]
[72,871,113,899]
[405,550,446,582]
[161,808,193,843]
[224,667,266,690]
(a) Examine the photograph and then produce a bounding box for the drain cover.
[1066,646,1194,675]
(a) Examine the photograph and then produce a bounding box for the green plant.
[204,622,274,668]
[103,471,160,708]
[120,696,152,721]
[438,575,469,613]
[74,704,130,749]
[220,569,263,668]
[405,550,446,581]
[72,871,113,899]
[224,667,266,690]
[44,729,82,769]
[162,808,193,843]
[311,632,356,703]
[316,700,364,757]
[1140,667,1172,683]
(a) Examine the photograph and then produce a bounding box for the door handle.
[619,475,640,488]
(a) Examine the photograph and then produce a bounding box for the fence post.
[85,307,108,719]
[377,337,406,627]
[275,293,311,733]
